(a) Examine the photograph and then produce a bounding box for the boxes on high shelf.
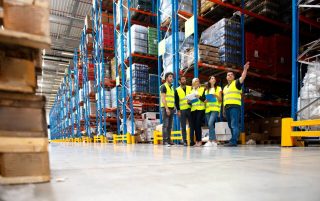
[111,87,122,108]
[126,63,149,94]
[182,45,220,67]
[147,27,158,56]
[129,25,148,55]
[200,18,241,66]
[3,0,49,36]
[160,0,192,25]
[245,0,279,20]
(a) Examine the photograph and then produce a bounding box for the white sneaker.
[212,141,218,147]
[204,141,213,147]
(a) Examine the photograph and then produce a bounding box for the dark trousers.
[161,107,174,143]
[190,110,205,142]
[226,106,241,145]
[180,109,192,142]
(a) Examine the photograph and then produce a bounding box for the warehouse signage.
[158,39,166,56]
[185,15,195,38]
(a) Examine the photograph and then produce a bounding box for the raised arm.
[239,62,250,84]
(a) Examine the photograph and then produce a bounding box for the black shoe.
[189,142,195,146]
[224,143,237,147]
[183,142,188,146]
[169,142,175,146]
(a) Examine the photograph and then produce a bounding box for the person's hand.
[244,61,250,70]
[187,100,191,104]
[177,110,181,117]
[166,108,171,116]
[204,100,208,103]
[195,95,200,98]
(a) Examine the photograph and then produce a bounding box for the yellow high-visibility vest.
[191,87,205,111]
[160,83,175,108]
[223,80,242,106]
[205,86,222,113]
[176,85,191,110]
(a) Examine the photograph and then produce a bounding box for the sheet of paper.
[185,93,197,101]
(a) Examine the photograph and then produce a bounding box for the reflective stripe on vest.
[223,80,242,106]
[205,86,222,113]
[191,87,205,111]
[160,83,175,108]
[176,86,191,110]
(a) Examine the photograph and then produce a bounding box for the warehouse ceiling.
[37,0,92,111]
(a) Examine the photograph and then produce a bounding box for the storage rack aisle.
[80,22,96,142]
[92,0,117,143]
[113,0,160,143]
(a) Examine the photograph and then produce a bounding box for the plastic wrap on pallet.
[126,63,149,94]
[127,25,148,55]
[200,18,241,66]
[116,0,152,26]
[298,63,320,125]
[162,32,193,75]
[111,87,122,108]
[160,0,193,23]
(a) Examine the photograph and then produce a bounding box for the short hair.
[179,75,186,81]
[227,71,235,76]
[165,72,174,80]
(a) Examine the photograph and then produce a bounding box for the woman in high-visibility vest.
[204,76,222,147]
[189,78,206,147]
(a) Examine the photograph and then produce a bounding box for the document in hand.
[205,94,216,102]
[185,93,198,104]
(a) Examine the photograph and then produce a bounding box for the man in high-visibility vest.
[160,72,175,147]
[223,62,250,147]
[174,76,192,146]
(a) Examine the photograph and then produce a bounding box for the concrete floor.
[1,143,320,201]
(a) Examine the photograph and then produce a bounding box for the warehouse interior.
[0,0,320,200]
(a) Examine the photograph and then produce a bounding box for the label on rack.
[185,15,195,38]
[116,76,120,86]
[158,39,166,56]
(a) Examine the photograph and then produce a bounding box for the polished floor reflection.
[1,143,320,201]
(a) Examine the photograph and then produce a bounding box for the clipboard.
[205,94,216,102]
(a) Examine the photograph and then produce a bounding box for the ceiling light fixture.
[61,51,74,56]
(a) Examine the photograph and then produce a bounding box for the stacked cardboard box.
[126,63,149,94]
[182,44,220,68]
[147,27,158,56]
[0,0,50,184]
[200,18,241,66]
[245,117,282,142]
[128,25,148,56]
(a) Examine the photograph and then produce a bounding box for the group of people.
[160,62,250,147]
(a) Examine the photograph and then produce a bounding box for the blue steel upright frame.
[291,0,299,120]
[73,49,82,138]
[113,1,121,135]
[113,0,135,137]
[93,0,107,136]
[80,28,92,137]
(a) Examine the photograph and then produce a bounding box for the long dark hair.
[206,76,216,93]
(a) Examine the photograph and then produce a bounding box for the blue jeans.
[206,111,219,141]
[225,106,241,145]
